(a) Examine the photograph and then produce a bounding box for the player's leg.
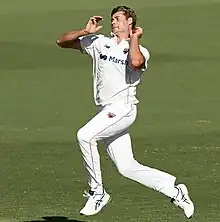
[105,132,194,219]
[105,132,177,197]
[77,102,136,216]
[77,109,111,216]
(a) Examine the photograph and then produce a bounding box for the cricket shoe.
[171,184,195,219]
[80,189,111,216]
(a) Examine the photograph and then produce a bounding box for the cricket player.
[56,5,194,219]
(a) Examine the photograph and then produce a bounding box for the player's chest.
[96,42,130,67]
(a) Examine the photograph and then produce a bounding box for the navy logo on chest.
[99,53,128,65]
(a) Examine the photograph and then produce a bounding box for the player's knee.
[77,127,94,143]
[77,128,87,142]
[118,165,132,178]
[117,161,136,178]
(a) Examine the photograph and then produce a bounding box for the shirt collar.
[110,32,130,41]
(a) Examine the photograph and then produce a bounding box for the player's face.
[111,11,132,35]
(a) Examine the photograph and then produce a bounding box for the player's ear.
[128,17,133,26]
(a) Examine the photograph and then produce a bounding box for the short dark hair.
[111,5,137,29]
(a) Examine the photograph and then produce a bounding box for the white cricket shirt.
[80,33,150,106]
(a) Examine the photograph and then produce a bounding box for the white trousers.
[77,102,177,198]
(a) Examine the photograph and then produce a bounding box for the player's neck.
[115,32,129,44]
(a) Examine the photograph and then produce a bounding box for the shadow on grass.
[24,216,85,222]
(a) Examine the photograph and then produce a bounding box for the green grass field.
[1,0,220,221]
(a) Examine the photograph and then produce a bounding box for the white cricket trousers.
[77,102,177,198]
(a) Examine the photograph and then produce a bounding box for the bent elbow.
[130,60,144,69]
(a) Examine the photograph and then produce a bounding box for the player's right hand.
[85,16,103,34]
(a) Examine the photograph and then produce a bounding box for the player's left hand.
[130,27,143,39]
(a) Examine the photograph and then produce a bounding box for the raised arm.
[129,27,145,69]
[56,16,103,50]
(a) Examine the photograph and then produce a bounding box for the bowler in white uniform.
[57,5,194,219]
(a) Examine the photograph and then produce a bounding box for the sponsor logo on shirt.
[99,54,128,65]
[99,54,108,60]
